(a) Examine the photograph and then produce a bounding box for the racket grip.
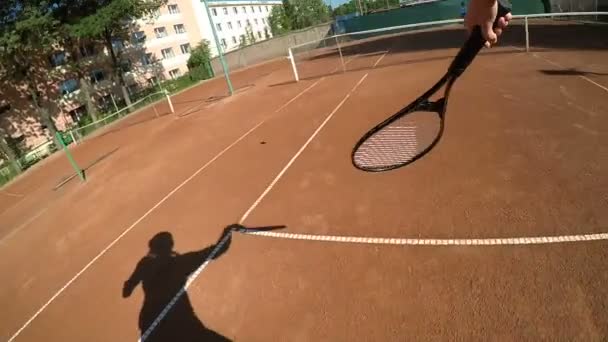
[448,0,512,77]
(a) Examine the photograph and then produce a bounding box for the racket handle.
[448,0,512,77]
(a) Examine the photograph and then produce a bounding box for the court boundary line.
[137,72,370,341]
[242,230,608,246]
[504,45,608,94]
[6,76,325,342]
[526,49,608,93]
[240,73,369,223]
[0,207,49,246]
[5,123,263,342]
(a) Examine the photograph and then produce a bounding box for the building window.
[89,70,105,84]
[49,51,66,67]
[174,24,186,34]
[257,31,262,39]
[169,69,181,79]
[69,105,87,122]
[152,8,161,17]
[259,6,262,12]
[80,43,96,57]
[60,79,79,96]
[227,21,233,29]
[240,35,245,44]
[231,36,237,44]
[221,38,227,49]
[127,83,140,96]
[266,6,269,12]
[180,43,191,54]
[111,38,124,52]
[212,8,217,16]
[161,48,175,59]
[148,76,158,87]
[251,6,255,12]
[142,53,153,65]
[242,6,246,13]
[223,7,228,14]
[237,20,242,28]
[262,18,266,24]
[254,18,258,25]
[120,59,132,72]
[246,19,250,26]
[168,4,180,14]
[99,94,114,112]
[154,27,167,38]
[131,31,146,44]
[233,7,238,14]
[216,23,222,31]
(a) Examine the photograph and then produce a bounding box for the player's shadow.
[122,226,236,342]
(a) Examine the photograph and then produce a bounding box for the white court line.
[531,52,608,93]
[7,78,325,342]
[373,50,389,68]
[244,230,608,246]
[0,208,49,246]
[0,190,24,197]
[135,72,369,341]
[6,123,263,342]
[240,73,369,223]
[273,78,324,113]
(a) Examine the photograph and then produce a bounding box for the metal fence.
[288,11,608,81]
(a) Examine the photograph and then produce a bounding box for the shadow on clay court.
[539,68,608,76]
[53,147,120,190]
[123,226,237,342]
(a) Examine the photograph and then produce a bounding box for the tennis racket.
[352,0,512,172]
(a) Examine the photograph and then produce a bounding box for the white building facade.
[135,0,282,81]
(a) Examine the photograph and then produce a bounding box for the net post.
[55,132,85,182]
[335,36,346,72]
[165,90,175,113]
[524,16,530,52]
[69,130,78,146]
[288,48,299,82]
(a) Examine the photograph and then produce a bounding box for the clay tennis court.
[1,20,608,341]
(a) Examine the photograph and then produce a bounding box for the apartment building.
[133,0,280,81]
[0,0,281,150]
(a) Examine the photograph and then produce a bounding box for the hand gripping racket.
[352,0,512,172]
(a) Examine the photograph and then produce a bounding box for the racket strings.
[353,112,441,170]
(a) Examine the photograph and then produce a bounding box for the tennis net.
[288,12,608,81]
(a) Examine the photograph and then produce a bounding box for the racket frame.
[351,0,511,172]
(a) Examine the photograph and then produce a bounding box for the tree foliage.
[65,0,168,107]
[332,0,400,17]
[268,0,330,36]
[187,40,212,69]
[0,0,63,164]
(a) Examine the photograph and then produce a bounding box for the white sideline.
[7,75,324,342]
[240,73,369,223]
[244,230,608,246]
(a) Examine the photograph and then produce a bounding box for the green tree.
[268,5,291,36]
[67,0,168,109]
[245,25,257,44]
[187,40,212,69]
[187,40,213,80]
[290,0,330,29]
[269,0,330,36]
[0,1,63,157]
